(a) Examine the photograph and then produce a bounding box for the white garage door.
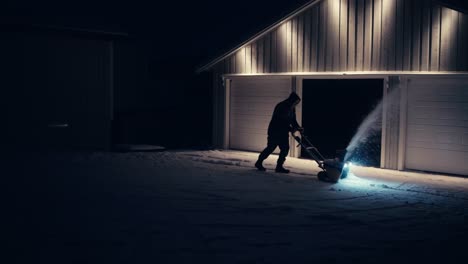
[406,77,468,176]
[229,77,292,152]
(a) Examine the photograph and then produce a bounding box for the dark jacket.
[267,93,301,137]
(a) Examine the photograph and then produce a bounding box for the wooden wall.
[216,0,468,74]
[2,32,113,151]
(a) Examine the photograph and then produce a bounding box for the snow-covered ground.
[8,150,468,263]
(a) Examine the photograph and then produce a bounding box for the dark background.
[1,0,311,149]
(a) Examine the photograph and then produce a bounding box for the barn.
[199,0,468,176]
[2,25,127,151]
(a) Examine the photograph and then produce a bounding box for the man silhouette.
[255,92,303,173]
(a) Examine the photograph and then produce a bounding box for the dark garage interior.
[301,78,383,167]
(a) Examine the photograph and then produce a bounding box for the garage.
[2,26,124,151]
[200,0,468,176]
[404,76,468,175]
[228,77,291,152]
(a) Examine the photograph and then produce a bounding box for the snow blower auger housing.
[292,131,349,183]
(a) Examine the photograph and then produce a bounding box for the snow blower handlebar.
[291,131,325,170]
[291,131,349,183]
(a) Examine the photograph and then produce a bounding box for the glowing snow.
[345,89,400,164]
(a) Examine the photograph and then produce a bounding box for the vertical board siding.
[364,0,373,70]
[461,14,468,71]
[216,0,467,75]
[264,34,271,72]
[356,0,365,71]
[348,0,356,71]
[382,0,396,70]
[291,18,297,72]
[245,45,252,73]
[286,20,293,72]
[381,0,388,70]
[372,0,382,71]
[273,30,279,72]
[420,0,431,71]
[235,48,244,73]
[277,23,286,72]
[440,7,452,71]
[311,7,319,71]
[304,10,311,71]
[395,0,404,70]
[318,1,327,71]
[257,37,264,73]
[331,0,340,71]
[325,0,332,71]
[465,14,468,70]
[298,14,304,72]
[403,0,412,71]
[339,0,349,71]
[430,4,441,71]
[412,0,422,71]
[450,10,459,71]
[251,42,257,73]
[456,13,463,71]
[271,30,277,72]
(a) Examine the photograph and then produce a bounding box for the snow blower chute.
[292,131,349,183]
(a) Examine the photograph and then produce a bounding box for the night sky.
[2,0,467,69]
[1,0,313,148]
[1,0,310,67]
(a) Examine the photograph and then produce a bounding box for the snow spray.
[344,87,400,163]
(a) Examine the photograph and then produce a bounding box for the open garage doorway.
[301,78,384,167]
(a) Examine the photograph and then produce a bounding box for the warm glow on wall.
[236,47,246,73]
[330,0,340,24]
[382,0,396,38]
[442,7,459,43]
[223,0,467,75]
[382,0,396,16]
[440,6,461,70]
[278,21,288,72]
[245,46,252,73]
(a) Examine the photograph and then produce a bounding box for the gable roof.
[197,0,468,73]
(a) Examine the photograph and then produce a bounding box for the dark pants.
[257,135,290,166]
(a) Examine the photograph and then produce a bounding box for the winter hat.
[287,92,301,102]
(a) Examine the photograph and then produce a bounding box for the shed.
[1,24,127,151]
[199,0,468,176]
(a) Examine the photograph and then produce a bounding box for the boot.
[275,164,290,173]
[255,160,266,171]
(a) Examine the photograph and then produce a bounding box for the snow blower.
[292,131,349,183]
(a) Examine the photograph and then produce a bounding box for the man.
[255,92,303,173]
